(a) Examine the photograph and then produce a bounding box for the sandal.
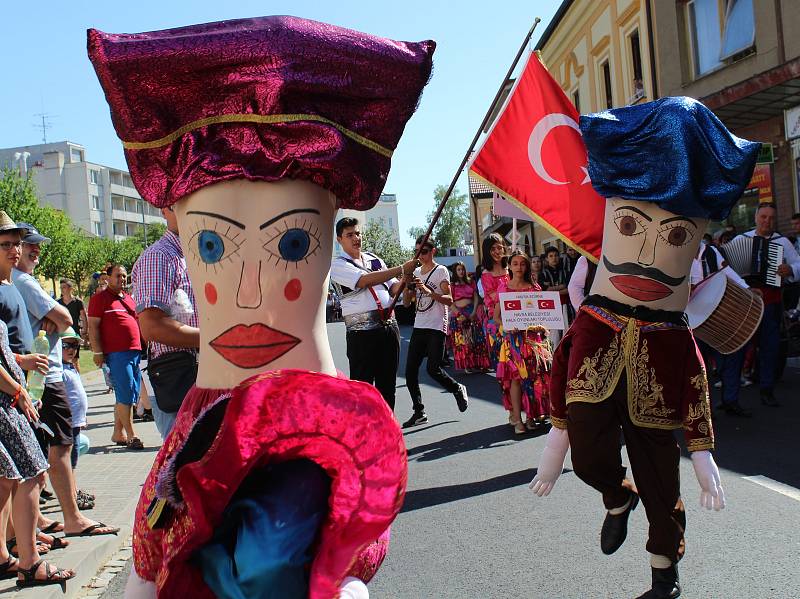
[77,489,96,501]
[127,437,144,450]
[16,559,75,592]
[64,522,120,538]
[37,532,69,551]
[76,492,94,510]
[7,538,49,558]
[0,556,18,580]
[40,521,64,535]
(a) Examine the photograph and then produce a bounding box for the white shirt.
[568,255,589,311]
[412,263,450,333]
[742,229,800,283]
[330,252,398,317]
[690,244,748,288]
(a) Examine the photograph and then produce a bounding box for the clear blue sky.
[1,0,561,245]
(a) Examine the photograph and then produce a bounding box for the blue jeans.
[150,400,177,440]
[106,350,141,406]
[757,303,781,391]
[716,346,746,406]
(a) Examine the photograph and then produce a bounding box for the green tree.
[407,185,470,251]
[361,219,410,268]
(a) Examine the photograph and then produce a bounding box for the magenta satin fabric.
[138,371,407,599]
[87,16,434,210]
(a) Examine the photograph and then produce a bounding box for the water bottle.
[28,330,50,403]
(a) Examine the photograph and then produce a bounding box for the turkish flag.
[469,52,604,259]
[537,299,556,310]
[504,300,522,311]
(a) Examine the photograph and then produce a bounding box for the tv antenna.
[33,112,55,144]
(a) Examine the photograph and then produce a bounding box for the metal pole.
[389,17,542,312]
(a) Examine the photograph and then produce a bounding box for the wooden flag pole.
[389,17,542,313]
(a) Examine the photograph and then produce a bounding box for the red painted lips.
[210,323,300,369]
[609,275,673,302]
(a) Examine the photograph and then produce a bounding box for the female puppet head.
[88,16,435,388]
[580,97,761,312]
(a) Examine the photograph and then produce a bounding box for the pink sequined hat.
[87,16,435,210]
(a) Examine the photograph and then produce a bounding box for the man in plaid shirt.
[131,206,199,438]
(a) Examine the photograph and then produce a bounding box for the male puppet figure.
[530,97,760,599]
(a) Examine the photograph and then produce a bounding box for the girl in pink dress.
[493,251,551,434]
[448,262,490,372]
[479,234,510,370]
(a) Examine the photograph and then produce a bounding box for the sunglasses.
[63,343,80,350]
[0,241,22,251]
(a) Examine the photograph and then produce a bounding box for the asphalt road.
[103,322,800,598]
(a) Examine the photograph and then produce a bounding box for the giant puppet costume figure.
[88,17,434,599]
[530,98,760,599]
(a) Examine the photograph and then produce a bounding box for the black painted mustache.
[602,256,686,287]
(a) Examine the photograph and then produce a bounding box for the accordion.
[721,235,784,288]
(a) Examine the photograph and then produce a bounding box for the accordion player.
[721,234,784,288]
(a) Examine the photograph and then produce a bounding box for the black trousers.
[346,322,400,410]
[405,328,460,413]
[567,377,686,562]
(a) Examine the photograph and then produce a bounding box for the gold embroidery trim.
[122,113,393,158]
[627,321,679,430]
[550,415,568,429]
[565,325,626,404]
[687,438,714,451]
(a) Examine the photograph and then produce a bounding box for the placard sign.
[499,291,565,330]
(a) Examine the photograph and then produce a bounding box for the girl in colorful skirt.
[493,251,552,435]
[447,262,490,372]
[480,233,509,370]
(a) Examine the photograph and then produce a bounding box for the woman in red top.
[447,262,490,372]
[479,234,509,371]
[493,251,552,434]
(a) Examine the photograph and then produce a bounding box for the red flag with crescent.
[469,52,604,260]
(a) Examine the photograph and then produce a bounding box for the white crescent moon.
[527,113,581,185]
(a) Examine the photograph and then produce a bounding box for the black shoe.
[723,402,752,417]
[760,390,780,407]
[635,565,681,598]
[454,383,469,412]
[142,409,155,422]
[600,490,639,555]
[402,411,428,428]
[40,489,54,500]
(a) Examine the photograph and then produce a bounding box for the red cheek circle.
[284,278,302,301]
[204,282,218,305]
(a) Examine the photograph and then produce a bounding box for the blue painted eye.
[197,230,225,264]
[278,228,310,262]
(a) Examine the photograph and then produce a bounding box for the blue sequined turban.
[579,97,760,221]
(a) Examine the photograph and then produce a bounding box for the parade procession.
[1,1,800,598]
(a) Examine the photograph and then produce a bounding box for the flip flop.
[64,522,120,538]
[127,437,144,450]
[40,521,64,534]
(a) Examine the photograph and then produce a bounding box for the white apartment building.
[0,141,165,241]
[334,193,401,256]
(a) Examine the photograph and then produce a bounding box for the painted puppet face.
[591,198,706,312]
[175,179,336,388]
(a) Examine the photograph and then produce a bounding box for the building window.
[125,198,138,213]
[93,221,103,237]
[686,0,754,77]
[123,174,134,188]
[70,148,83,163]
[89,170,100,184]
[629,30,645,103]
[91,195,102,211]
[112,195,124,211]
[113,221,124,236]
[601,61,613,109]
[720,0,756,59]
[110,171,122,186]
[572,89,580,113]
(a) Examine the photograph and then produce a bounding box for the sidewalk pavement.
[0,369,162,599]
